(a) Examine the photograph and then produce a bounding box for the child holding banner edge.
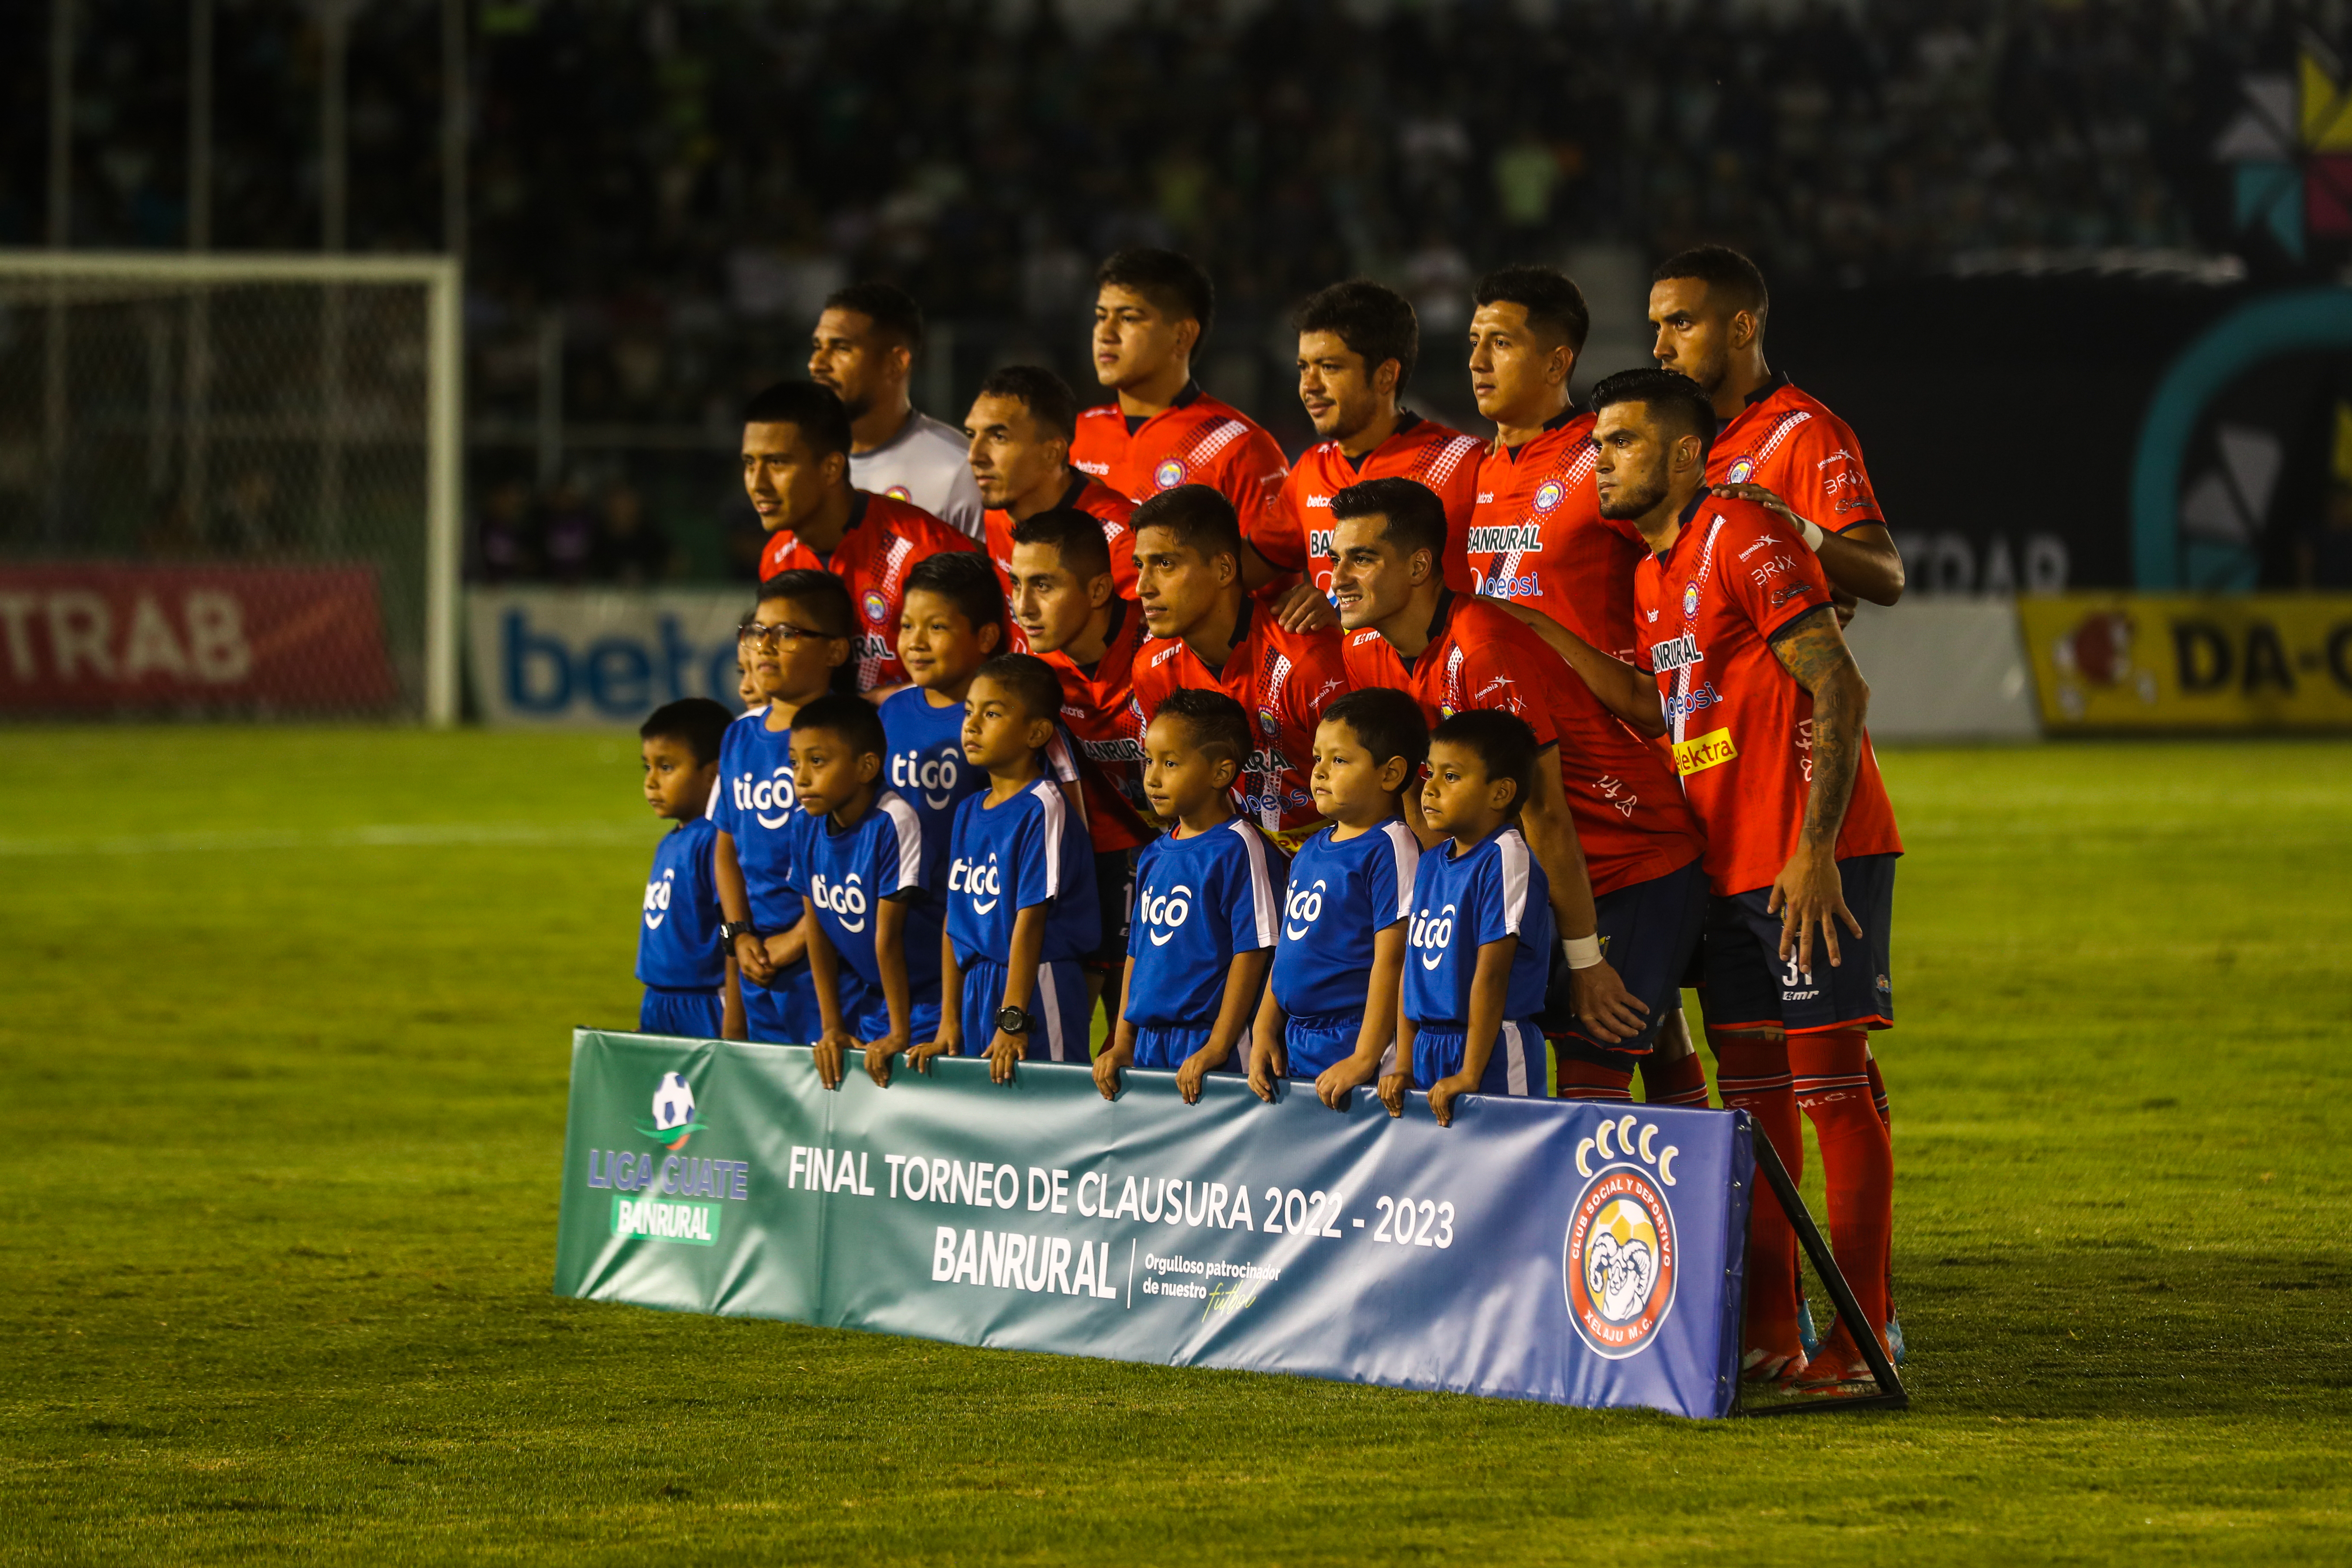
[1247,689,1424,1108]
[1094,690,1285,1106]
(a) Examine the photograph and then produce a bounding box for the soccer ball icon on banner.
[634,1071,706,1150]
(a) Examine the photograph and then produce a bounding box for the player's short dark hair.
[1320,688,1428,781]
[755,568,854,638]
[1331,476,1446,567]
[1473,265,1591,357]
[904,550,1008,649]
[976,364,1079,444]
[822,279,925,355]
[1152,688,1252,775]
[1295,279,1419,392]
[1130,484,1241,568]
[972,652,1063,725]
[740,381,853,459]
[1096,248,1216,343]
[1010,507,1114,582]
[639,696,733,766]
[1430,709,1540,818]
[787,692,887,760]
[1588,368,1717,465]
[1652,244,1770,328]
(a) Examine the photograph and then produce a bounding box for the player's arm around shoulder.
[1485,598,1664,738]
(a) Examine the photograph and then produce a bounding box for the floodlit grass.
[2,728,2347,1564]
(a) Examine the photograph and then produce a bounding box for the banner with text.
[468,588,749,727]
[2020,593,2352,730]
[554,1031,1753,1419]
[0,563,398,714]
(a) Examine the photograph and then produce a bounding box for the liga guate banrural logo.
[634,1070,706,1150]
[1562,1114,1681,1359]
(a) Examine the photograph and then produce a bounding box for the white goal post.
[0,251,462,724]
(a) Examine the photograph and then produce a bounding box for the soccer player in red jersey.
[742,382,979,692]
[1465,266,1647,663]
[965,365,1140,620]
[1004,507,1156,1027]
[1125,486,1351,851]
[1245,280,1483,596]
[1648,245,1905,614]
[1573,368,1902,1394]
[1070,248,1290,526]
[1326,475,1702,1063]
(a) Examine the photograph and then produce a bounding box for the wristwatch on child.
[719,920,759,945]
[995,1005,1030,1036]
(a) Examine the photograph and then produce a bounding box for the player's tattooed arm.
[1485,599,1666,737]
[1766,605,1871,971]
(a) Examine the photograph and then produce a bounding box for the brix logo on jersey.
[1563,1113,1681,1360]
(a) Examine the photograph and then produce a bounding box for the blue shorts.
[959,958,1093,1063]
[742,962,820,1046]
[1548,855,1710,1065]
[1411,1018,1545,1096]
[639,985,722,1039]
[1130,1022,1246,1074]
[836,969,943,1044]
[1701,853,1897,1035]
[1282,1011,1364,1079]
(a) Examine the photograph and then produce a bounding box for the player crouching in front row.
[1248,689,1426,1107]
[1391,711,1556,1127]
[912,654,1100,1083]
[786,694,943,1091]
[1094,690,1286,1104]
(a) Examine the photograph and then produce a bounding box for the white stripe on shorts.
[1502,1019,1531,1096]
[1036,963,1066,1060]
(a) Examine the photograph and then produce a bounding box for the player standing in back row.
[1573,368,1902,1396]
[1243,279,1483,597]
[965,364,1141,616]
[808,282,985,539]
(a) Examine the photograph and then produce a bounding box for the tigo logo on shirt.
[891,750,961,809]
[809,871,869,933]
[733,766,797,828]
[949,854,1002,914]
[1283,877,1326,940]
[643,867,677,928]
[1409,903,1457,970]
[1670,728,1737,777]
[1139,883,1193,945]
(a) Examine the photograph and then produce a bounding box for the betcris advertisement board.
[555,1031,1754,1419]
[467,588,750,727]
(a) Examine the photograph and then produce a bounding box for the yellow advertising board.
[2017,595,2352,730]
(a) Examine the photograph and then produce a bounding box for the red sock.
[1864,1046,1891,1130]
[1556,1058,1634,1101]
[1639,1048,1712,1107]
[1711,1032,1801,1360]
[1791,1030,1893,1365]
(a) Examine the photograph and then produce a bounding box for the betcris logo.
[732,766,796,829]
[477,593,747,727]
[1409,903,1457,970]
[1139,882,1193,945]
[950,853,1002,915]
[891,747,961,810]
[1283,876,1326,941]
[809,871,869,934]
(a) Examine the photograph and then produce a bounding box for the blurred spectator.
[477,480,537,584]
[539,481,597,586]
[591,481,673,585]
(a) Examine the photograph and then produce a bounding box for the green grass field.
[3,729,2348,1564]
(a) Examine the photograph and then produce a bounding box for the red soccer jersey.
[1037,599,1154,853]
[984,476,1141,657]
[1341,594,1701,898]
[1250,414,1484,594]
[1706,376,1885,537]
[1127,597,1351,845]
[759,490,979,689]
[1633,495,1902,897]
[1070,384,1289,530]
[1467,410,1647,663]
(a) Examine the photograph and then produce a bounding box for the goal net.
[0,252,460,723]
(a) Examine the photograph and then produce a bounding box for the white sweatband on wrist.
[1797,517,1825,552]
[1563,934,1605,971]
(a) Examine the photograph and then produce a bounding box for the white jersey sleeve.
[848,410,986,540]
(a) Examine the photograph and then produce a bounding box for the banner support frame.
[1736,1133,1910,1418]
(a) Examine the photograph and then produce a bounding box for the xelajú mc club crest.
[1562,1161,1678,1359]
[1153,458,1188,490]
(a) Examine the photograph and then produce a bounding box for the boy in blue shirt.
[786,694,944,1090]
[636,697,738,1039]
[1095,689,1287,1104]
[878,551,1004,880]
[1392,709,1557,1127]
[714,570,854,1044]
[911,654,1100,1082]
[1247,688,1424,1107]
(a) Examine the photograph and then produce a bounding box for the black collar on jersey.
[1739,371,1792,411]
[1076,597,1130,678]
[1200,592,1253,677]
[1126,380,1203,436]
[1055,474,1090,511]
[1654,490,1711,562]
[842,489,871,536]
[1505,403,1585,461]
[1411,588,1460,671]
[1341,410,1421,474]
